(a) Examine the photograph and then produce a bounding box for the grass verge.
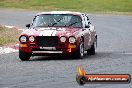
[0,0,132,13]
[0,26,21,47]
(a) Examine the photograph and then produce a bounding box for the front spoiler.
[32,51,63,54]
[31,50,74,56]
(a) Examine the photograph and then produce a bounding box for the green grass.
[0,26,21,46]
[0,0,132,13]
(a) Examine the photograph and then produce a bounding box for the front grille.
[36,36,58,47]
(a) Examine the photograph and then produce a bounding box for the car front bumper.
[19,43,78,56]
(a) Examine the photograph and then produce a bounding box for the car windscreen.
[32,14,82,28]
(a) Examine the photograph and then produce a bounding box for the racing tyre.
[87,43,95,55]
[73,39,84,59]
[19,50,31,61]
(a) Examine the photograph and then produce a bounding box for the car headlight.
[69,36,76,43]
[60,36,66,42]
[29,36,35,42]
[20,36,26,43]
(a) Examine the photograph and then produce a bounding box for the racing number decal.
[39,30,57,36]
[39,31,44,36]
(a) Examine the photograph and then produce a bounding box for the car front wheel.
[19,50,31,61]
[73,39,84,59]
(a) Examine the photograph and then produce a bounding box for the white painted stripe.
[39,28,50,30]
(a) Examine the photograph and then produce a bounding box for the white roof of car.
[37,11,82,15]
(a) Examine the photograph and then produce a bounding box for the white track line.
[5,25,24,31]
[0,25,21,55]
[4,25,15,29]
[0,47,18,55]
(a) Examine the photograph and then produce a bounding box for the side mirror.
[85,25,90,28]
[26,24,30,28]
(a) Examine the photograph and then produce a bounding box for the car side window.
[82,14,88,28]
[81,14,90,28]
[81,14,86,28]
[85,14,91,25]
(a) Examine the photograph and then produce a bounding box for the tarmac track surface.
[0,9,132,88]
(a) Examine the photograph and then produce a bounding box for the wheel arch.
[80,36,84,42]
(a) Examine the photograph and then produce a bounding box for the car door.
[81,14,91,50]
[85,14,96,46]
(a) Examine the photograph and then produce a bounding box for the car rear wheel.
[19,50,31,61]
[87,43,95,55]
[73,39,84,59]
